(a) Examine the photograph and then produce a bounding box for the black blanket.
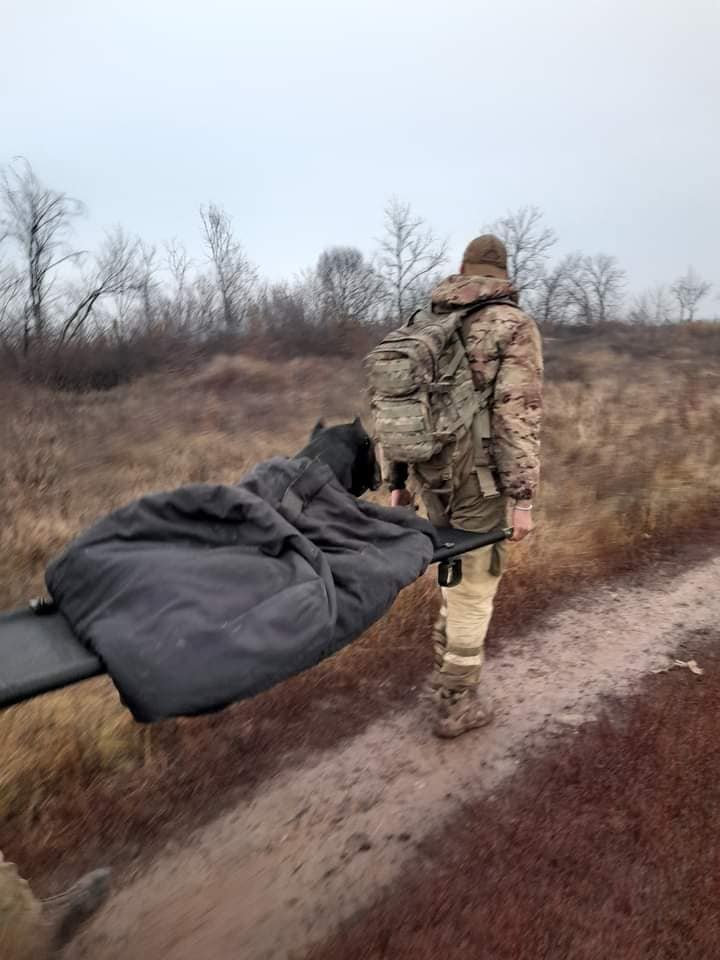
[45,458,436,722]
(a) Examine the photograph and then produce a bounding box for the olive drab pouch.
[364,307,479,465]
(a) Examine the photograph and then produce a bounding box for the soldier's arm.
[388,461,413,507]
[389,461,409,491]
[491,311,543,503]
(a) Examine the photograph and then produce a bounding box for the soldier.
[389,235,543,738]
[0,852,110,959]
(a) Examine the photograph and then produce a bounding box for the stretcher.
[0,526,509,710]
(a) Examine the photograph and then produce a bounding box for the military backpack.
[365,298,516,464]
[364,305,486,465]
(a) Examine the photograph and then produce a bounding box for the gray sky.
[3,0,718,295]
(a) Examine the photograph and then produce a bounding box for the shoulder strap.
[406,306,432,328]
[468,296,518,313]
[457,295,519,357]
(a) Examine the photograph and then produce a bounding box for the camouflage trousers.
[416,455,508,693]
[0,852,46,960]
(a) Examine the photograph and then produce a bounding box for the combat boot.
[42,868,111,950]
[433,688,494,739]
[419,669,444,703]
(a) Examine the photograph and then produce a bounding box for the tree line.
[0,158,714,364]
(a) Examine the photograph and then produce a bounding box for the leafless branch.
[628,286,673,325]
[200,203,258,330]
[671,267,712,322]
[0,158,85,350]
[579,254,626,323]
[526,254,578,326]
[485,205,557,294]
[58,227,141,345]
[379,197,448,322]
[314,246,385,325]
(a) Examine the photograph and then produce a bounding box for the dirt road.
[67,553,720,960]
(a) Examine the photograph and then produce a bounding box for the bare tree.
[165,238,191,292]
[584,254,626,323]
[671,267,712,322]
[567,254,626,324]
[1,159,85,352]
[137,241,159,330]
[485,205,557,294]
[627,292,652,326]
[255,279,310,333]
[314,246,384,325]
[653,286,674,324]
[200,203,257,330]
[164,238,195,331]
[379,197,447,322]
[628,286,673,325]
[522,249,625,327]
[189,272,221,336]
[526,255,578,326]
[58,227,142,345]
[0,264,23,346]
[100,239,158,335]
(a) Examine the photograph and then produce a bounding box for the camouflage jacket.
[390,274,543,502]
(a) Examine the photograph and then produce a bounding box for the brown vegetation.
[307,632,720,960]
[1,324,720,891]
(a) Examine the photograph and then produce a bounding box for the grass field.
[307,632,720,960]
[2,324,720,890]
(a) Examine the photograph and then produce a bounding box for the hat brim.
[461,261,508,280]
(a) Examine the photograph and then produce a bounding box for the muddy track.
[66,553,720,960]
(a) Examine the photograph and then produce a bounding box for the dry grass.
[2,326,720,889]
[307,630,720,960]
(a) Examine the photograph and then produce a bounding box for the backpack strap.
[444,339,468,379]
[406,307,427,328]
[474,296,519,310]
[461,300,517,499]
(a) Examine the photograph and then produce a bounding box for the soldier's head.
[460,235,508,279]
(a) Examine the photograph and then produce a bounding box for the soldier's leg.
[420,591,449,701]
[409,467,450,699]
[437,539,502,690]
[431,592,448,672]
[41,868,111,950]
[0,854,46,960]
[0,853,110,959]
[434,488,508,737]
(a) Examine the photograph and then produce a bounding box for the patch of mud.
[67,554,720,960]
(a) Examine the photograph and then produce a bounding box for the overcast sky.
[2,0,718,296]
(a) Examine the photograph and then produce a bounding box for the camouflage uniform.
[0,853,45,959]
[0,851,111,958]
[390,238,543,735]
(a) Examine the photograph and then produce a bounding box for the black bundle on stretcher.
[0,526,507,712]
[0,422,510,719]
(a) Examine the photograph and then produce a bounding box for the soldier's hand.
[390,488,414,508]
[510,506,534,542]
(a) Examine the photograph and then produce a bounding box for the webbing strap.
[475,466,500,498]
[444,340,468,380]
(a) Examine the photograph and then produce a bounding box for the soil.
[65,551,720,959]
